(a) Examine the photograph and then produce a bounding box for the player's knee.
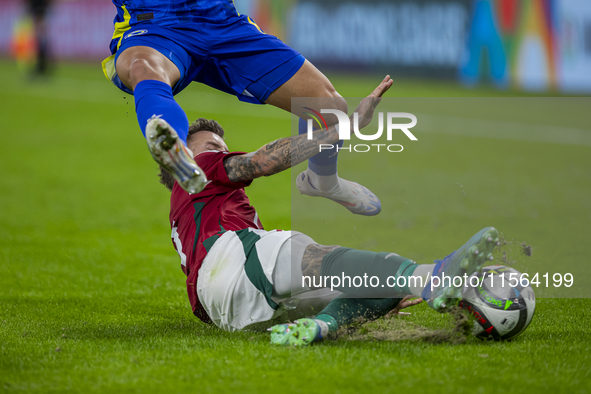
[118,55,175,90]
[115,56,153,90]
[301,244,341,281]
[322,92,348,127]
[116,46,180,90]
[333,94,348,115]
[323,85,348,114]
[127,58,160,87]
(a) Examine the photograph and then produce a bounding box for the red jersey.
[169,150,263,322]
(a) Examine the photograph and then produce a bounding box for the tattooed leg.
[271,232,340,299]
[301,244,341,289]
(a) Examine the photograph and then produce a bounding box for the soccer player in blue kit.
[102,0,381,216]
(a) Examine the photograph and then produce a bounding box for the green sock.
[315,314,338,332]
[320,247,419,298]
[397,261,419,294]
[315,297,403,332]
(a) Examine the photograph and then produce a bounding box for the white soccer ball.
[459,265,536,341]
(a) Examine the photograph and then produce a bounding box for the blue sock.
[134,80,189,143]
[298,118,343,176]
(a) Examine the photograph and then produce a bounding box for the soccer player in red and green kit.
[160,77,500,346]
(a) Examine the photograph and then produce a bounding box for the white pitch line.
[4,76,590,146]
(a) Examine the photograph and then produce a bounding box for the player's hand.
[385,296,423,317]
[353,75,394,130]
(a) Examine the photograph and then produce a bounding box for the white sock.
[409,264,436,297]
[304,169,339,192]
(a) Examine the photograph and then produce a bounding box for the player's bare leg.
[266,60,382,216]
[116,46,207,194]
[115,46,180,89]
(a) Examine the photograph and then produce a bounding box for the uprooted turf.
[1,61,590,393]
[337,306,472,344]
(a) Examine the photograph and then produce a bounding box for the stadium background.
[2,0,591,92]
[1,0,590,393]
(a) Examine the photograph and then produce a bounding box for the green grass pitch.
[0,60,590,393]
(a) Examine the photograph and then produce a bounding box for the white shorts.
[197,228,339,332]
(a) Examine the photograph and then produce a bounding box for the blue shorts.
[107,16,305,105]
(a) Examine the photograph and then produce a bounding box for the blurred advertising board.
[0,0,114,60]
[289,0,472,78]
[289,0,591,93]
[459,0,591,92]
[555,0,591,92]
[0,0,589,92]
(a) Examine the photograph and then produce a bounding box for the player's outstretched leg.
[422,227,500,312]
[146,116,208,194]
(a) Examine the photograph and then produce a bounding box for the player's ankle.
[314,314,338,336]
[304,168,339,192]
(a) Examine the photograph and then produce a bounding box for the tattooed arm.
[223,75,393,183]
[223,128,339,182]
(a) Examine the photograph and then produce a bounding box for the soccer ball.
[459,265,536,341]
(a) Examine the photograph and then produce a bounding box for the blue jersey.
[109,0,240,54]
[112,0,239,24]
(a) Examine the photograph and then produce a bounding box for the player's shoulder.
[195,150,247,177]
[193,150,252,190]
[195,150,246,164]
[195,150,231,165]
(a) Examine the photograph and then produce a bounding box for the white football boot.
[146,116,208,194]
[296,170,382,216]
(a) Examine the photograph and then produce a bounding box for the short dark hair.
[158,118,225,191]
